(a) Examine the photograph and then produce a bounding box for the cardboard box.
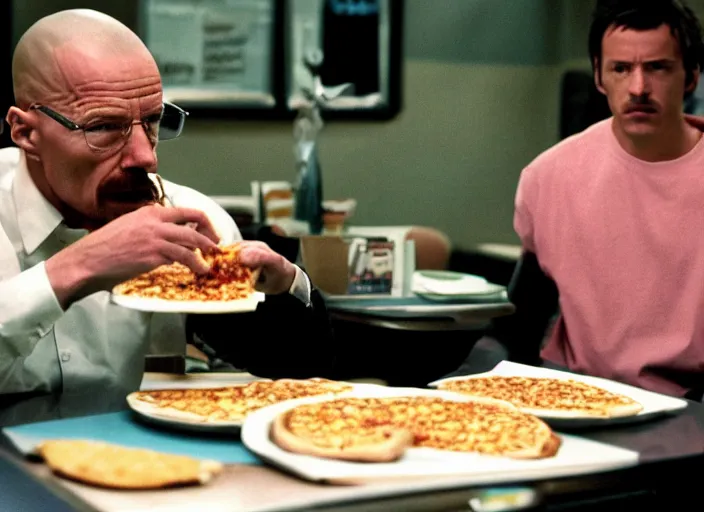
[300,236,351,295]
[300,234,413,297]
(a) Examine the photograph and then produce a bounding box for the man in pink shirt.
[451,0,704,399]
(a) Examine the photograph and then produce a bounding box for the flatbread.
[270,396,561,462]
[128,378,355,425]
[437,376,644,418]
[37,439,223,489]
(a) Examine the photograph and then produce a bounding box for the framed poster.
[285,0,404,120]
[138,0,403,120]
[139,0,285,117]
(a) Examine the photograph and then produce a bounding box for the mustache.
[99,170,163,203]
[625,97,657,113]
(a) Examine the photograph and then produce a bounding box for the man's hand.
[237,241,296,295]
[46,205,220,308]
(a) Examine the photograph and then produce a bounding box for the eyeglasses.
[29,101,189,152]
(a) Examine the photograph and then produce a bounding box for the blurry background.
[4,0,704,252]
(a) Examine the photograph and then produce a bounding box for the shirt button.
[60,350,71,363]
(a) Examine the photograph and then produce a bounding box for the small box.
[299,236,351,295]
[347,238,394,295]
[300,235,397,296]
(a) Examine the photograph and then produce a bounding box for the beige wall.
[156,59,562,247]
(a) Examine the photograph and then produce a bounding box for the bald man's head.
[13,9,158,109]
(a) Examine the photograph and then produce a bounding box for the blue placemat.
[2,411,260,465]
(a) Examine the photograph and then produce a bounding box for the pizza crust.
[508,432,562,459]
[37,439,223,489]
[517,401,644,419]
[270,411,414,463]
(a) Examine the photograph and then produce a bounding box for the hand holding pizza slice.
[234,240,297,295]
[113,242,260,301]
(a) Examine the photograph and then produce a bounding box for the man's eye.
[613,64,629,73]
[646,62,668,71]
[85,122,126,133]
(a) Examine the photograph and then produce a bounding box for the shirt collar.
[12,150,64,254]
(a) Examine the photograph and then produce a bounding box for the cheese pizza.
[113,243,258,301]
[38,439,223,489]
[437,376,643,418]
[128,378,355,425]
[270,396,561,462]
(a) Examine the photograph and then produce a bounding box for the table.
[1,372,704,512]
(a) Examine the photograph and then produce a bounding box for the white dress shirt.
[0,147,310,396]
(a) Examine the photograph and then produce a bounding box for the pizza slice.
[272,410,414,462]
[270,396,561,463]
[437,376,644,418]
[128,378,356,425]
[113,243,259,301]
[37,439,223,489]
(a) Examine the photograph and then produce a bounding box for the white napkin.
[412,272,496,296]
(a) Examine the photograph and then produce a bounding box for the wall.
[13,0,704,249]
[152,0,571,247]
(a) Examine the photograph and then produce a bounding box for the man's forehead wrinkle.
[70,81,162,112]
[66,91,162,121]
[53,45,162,113]
[72,76,162,95]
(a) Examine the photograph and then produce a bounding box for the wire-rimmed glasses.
[28,101,189,152]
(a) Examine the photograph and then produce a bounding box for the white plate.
[412,270,496,294]
[414,286,507,303]
[240,386,639,485]
[428,361,689,429]
[126,381,388,435]
[411,270,507,303]
[110,291,265,314]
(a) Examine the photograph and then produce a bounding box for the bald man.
[0,9,334,398]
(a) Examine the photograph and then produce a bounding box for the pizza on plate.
[128,378,355,424]
[37,439,223,489]
[270,395,561,462]
[112,243,259,301]
[436,376,643,418]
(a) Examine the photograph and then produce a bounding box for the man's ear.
[686,66,700,94]
[6,106,41,159]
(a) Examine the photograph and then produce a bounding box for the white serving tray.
[241,386,639,485]
[429,361,689,428]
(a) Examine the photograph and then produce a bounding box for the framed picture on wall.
[138,0,285,117]
[285,0,404,120]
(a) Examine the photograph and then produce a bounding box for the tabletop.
[1,372,704,512]
[325,294,515,331]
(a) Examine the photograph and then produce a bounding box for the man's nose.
[628,67,650,97]
[122,122,157,172]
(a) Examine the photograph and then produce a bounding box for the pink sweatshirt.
[515,116,704,397]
